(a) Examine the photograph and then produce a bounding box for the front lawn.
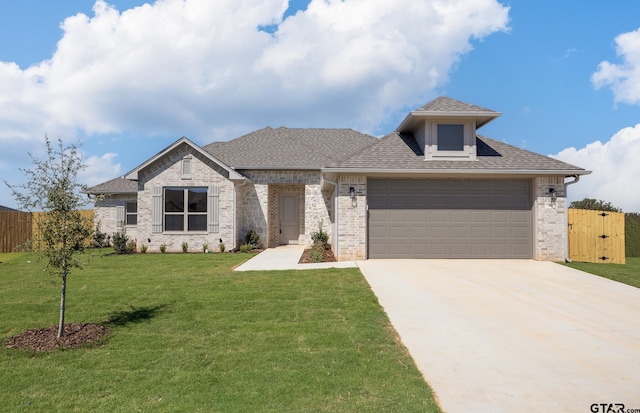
[562,257,640,288]
[0,251,439,412]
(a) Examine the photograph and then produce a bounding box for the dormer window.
[395,96,501,162]
[437,124,464,151]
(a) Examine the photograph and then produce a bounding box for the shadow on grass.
[104,304,170,327]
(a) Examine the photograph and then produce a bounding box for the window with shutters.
[164,187,207,232]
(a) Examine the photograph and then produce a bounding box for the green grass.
[0,250,439,412]
[562,257,640,288]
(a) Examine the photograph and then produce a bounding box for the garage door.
[368,179,532,258]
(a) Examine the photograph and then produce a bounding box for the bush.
[159,244,167,254]
[140,243,148,254]
[219,242,225,253]
[202,242,209,253]
[93,224,109,248]
[244,224,260,249]
[239,243,252,253]
[113,232,131,255]
[309,244,324,263]
[182,242,189,253]
[311,221,329,249]
[126,239,137,254]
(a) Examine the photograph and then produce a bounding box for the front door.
[279,194,299,245]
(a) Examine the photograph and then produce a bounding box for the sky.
[1,0,639,212]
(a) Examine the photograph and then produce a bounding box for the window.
[125,201,137,226]
[164,187,207,231]
[437,124,464,151]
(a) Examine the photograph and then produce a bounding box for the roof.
[85,177,138,194]
[0,205,20,212]
[203,127,378,169]
[326,132,588,175]
[417,96,498,113]
[397,96,501,131]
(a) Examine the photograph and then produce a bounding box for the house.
[86,96,589,261]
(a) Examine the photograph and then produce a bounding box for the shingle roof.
[330,132,586,173]
[85,177,137,194]
[416,96,498,114]
[0,205,19,212]
[203,127,378,169]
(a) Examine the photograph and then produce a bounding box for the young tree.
[5,136,91,338]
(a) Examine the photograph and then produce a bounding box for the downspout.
[564,175,580,262]
[322,175,339,260]
[233,178,248,251]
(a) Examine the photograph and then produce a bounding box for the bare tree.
[5,136,91,338]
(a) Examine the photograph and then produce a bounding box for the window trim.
[163,187,208,232]
[425,120,477,161]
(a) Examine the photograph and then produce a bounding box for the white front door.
[279,194,299,245]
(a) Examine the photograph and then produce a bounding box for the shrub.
[126,239,137,254]
[93,224,108,248]
[309,244,324,263]
[244,224,260,248]
[239,243,252,253]
[202,242,209,253]
[311,221,329,249]
[140,243,148,254]
[182,242,189,253]
[219,242,225,253]
[112,232,130,255]
[159,244,167,253]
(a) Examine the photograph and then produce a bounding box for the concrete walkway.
[234,245,357,271]
[358,259,640,413]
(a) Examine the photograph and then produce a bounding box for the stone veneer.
[533,176,567,261]
[236,170,332,248]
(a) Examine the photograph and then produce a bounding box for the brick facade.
[335,175,367,260]
[533,176,567,261]
[235,170,332,248]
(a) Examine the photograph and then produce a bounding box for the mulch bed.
[298,247,336,264]
[4,323,108,352]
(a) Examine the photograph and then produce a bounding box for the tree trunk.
[57,270,67,338]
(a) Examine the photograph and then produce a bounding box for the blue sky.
[1,0,639,211]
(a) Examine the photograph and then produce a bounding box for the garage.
[367,178,532,258]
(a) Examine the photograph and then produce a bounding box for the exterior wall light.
[549,188,557,202]
[349,187,356,200]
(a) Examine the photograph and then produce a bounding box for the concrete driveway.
[358,260,640,413]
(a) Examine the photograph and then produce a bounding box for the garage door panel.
[368,178,531,259]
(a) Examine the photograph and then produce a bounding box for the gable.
[125,137,243,181]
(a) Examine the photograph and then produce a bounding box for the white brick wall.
[533,176,567,261]
[335,175,367,261]
[237,170,332,248]
[94,194,137,242]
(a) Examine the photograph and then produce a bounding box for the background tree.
[4,136,91,338]
[569,198,622,212]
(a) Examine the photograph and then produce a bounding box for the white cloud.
[0,0,509,208]
[552,124,640,213]
[0,0,509,143]
[80,152,122,187]
[592,27,640,105]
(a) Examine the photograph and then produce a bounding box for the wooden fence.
[0,210,94,253]
[0,211,32,253]
[568,208,625,264]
